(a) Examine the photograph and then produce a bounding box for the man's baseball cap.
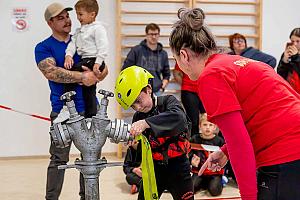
[44,2,73,21]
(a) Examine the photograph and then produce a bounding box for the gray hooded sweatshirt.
[122,39,170,92]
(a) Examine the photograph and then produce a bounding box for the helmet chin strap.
[150,95,157,111]
[153,96,158,107]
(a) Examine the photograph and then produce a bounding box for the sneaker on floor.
[222,175,229,187]
[130,184,138,194]
[53,106,70,123]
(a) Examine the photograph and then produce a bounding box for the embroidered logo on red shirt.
[234,58,258,67]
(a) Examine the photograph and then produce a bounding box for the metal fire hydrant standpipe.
[50,89,132,200]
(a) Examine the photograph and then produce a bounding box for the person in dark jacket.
[228,33,277,68]
[122,23,170,95]
[277,28,300,93]
[115,66,194,200]
[123,140,142,194]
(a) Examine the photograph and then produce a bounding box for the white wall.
[0,0,118,157]
[262,0,300,63]
[0,0,299,157]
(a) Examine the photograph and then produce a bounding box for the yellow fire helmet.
[115,66,154,110]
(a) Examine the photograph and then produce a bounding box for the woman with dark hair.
[169,7,300,200]
[228,33,277,68]
[277,28,300,93]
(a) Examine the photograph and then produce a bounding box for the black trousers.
[126,172,142,188]
[192,174,223,196]
[138,155,194,200]
[257,159,300,200]
[64,58,105,118]
[46,112,85,200]
[224,161,236,182]
[181,90,205,137]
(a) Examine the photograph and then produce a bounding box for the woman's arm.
[213,111,257,200]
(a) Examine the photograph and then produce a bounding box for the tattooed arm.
[37,57,98,86]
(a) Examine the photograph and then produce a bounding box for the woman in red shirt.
[169,8,300,200]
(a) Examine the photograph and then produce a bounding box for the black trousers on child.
[138,155,194,200]
[257,159,300,200]
[192,174,223,196]
[64,58,105,118]
[46,111,85,200]
[126,172,142,188]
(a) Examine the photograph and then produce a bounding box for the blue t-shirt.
[34,36,85,113]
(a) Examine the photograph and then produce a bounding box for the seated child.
[64,0,108,117]
[189,113,225,196]
[115,66,194,200]
[123,139,142,194]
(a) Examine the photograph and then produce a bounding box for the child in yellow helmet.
[115,66,194,200]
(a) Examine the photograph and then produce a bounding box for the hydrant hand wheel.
[50,123,71,148]
[60,91,76,102]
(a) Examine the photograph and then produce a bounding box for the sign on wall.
[11,8,29,32]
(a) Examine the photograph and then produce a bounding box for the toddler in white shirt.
[64,0,108,117]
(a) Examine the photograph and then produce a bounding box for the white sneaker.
[53,106,70,123]
[222,175,228,186]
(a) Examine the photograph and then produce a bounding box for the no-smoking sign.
[16,19,27,30]
[12,8,29,32]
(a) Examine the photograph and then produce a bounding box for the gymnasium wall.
[0,0,299,157]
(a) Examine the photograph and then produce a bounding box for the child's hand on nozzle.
[64,55,74,69]
[130,120,150,137]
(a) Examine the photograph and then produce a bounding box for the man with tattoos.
[34,3,108,200]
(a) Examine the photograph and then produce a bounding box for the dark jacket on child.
[189,134,225,196]
[189,134,224,175]
[132,95,194,200]
[123,142,142,175]
[132,95,191,162]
